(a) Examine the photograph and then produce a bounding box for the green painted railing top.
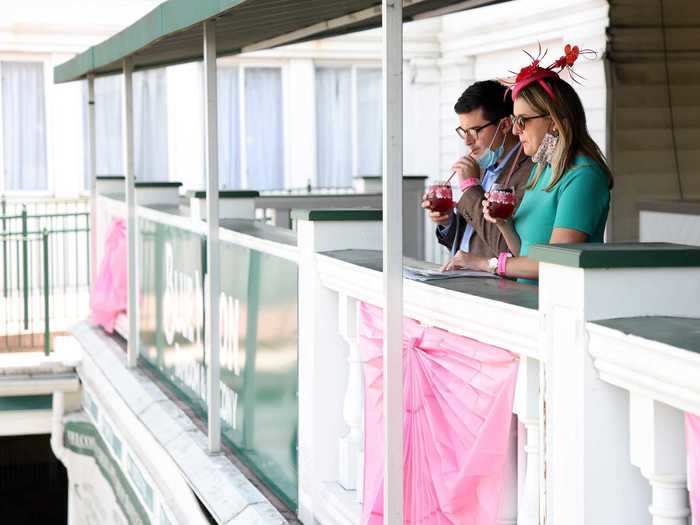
[291,209,382,221]
[592,316,700,355]
[54,0,510,83]
[529,242,700,269]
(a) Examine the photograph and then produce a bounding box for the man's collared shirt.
[438,143,521,255]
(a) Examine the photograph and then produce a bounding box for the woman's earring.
[533,131,559,164]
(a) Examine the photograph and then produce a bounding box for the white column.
[203,19,221,454]
[496,416,518,525]
[514,356,541,525]
[87,75,97,286]
[537,248,700,525]
[382,0,404,522]
[337,293,364,499]
[296,210,381,524]
[630,395,690,525]
[122,58,139,368]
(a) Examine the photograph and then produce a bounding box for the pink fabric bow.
[90,218,127,333]
[359,302,519,524]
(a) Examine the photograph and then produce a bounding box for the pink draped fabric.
[90,218,127,333]
[687,413,700,525]
[359,302,519,525]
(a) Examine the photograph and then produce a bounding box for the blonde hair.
[517,79,614,191]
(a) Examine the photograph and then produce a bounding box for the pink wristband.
[459,177,480,192]
[497,252,512,277]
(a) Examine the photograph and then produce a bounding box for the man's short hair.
[454,80,512,122]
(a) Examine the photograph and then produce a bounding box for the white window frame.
[219,56,287,191]
[0,55,51,197]
[313,60,382,187]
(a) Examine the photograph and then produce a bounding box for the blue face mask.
[476,121,506,171]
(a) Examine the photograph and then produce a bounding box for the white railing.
[90,183,700,525]
[588,321,700,525]
[295,213,543,525]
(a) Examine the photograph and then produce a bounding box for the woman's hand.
[451,155,480,182]
[482,192,510,226]
[440,251,488,272]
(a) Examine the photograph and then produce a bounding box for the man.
[422,80,532,270]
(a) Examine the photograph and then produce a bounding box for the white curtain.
[218,66,241,189]
[315,67,352,188]
[92,75,123,178]
[2,61,48,191]
[244,68,283,190]
[133,68,169,181]
[357,68,382,177]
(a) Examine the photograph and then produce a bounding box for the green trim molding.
[529,242,700,269]
[592,316,700,355]
[96,175,125,180]
[134,181,182,188]
[0,395,52,411]
[187,190,259,199]
[291,209,382,221]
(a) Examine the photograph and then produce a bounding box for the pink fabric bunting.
[359,302,519,525]
[687,413,700,525]
[90,218,127,333]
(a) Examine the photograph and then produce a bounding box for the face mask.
[476,120,506,171]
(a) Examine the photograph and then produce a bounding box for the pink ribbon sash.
[359,302,519,524]
[90,218,127,333]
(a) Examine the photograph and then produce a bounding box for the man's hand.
[451,155,481,182]
[440,250,488,272]
[421,199,451,226]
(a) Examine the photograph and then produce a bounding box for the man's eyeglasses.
[510,114,548,130]
[455,120,497,141]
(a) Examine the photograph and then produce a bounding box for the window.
[83,75,124,189]
[134,68,169,181]
[218,66,241,189]
[315,67,352,187]
[1,61,48,191]
[314,65,382,188]
[244,67,284,190]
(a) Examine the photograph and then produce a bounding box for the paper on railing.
[403,264,497,282]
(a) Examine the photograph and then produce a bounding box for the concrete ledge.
[70,322,287,524]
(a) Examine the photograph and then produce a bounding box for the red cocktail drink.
[424,183,454,213]
[488,185,515,219]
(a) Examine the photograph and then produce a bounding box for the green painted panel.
[0,395,52,411]
[137,216,299,509]
[64,421,150,525]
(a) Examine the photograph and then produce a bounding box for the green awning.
[54,0,509,84]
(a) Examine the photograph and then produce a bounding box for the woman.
[447,45,613,282]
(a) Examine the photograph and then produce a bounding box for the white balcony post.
[295,209,381,524]
[203,19,221,454]
[87,74,97,286]
[122,57,139,368]
[337,293,364,498]
[630,395,690,525]
[533,244,700,525]
[514,356,541,525]
[496,416,518,525]
[382,0,404,522]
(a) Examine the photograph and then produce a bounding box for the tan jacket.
[435,151,533,258]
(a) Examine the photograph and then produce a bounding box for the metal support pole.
[203,20,222,453]
[42,229,50,355]
[123,58,139,368]
[21,206,29,330]
[382,0,403,523]
[87,74,97,287]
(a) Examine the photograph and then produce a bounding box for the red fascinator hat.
[506,44,594,101]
